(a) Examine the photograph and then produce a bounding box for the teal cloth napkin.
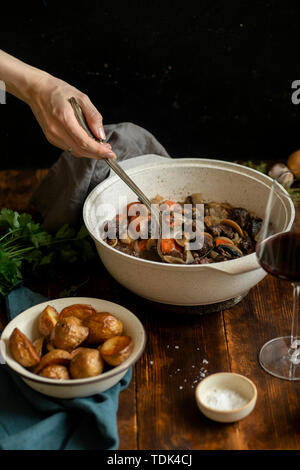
[0,285,132,450]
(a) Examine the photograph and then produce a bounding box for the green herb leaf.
[0,209,96,296]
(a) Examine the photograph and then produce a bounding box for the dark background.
[1,0,300,169]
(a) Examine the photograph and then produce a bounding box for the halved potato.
[38,305,59,337]
[39,364,70,380]
[70,348,104,379]
[33,337,45,359]
[34,349,71,374]
[83,312,123,345]
[51,316,89,351]
[9,328,40,368]
[99,335,133,366]
[59,304,96,321]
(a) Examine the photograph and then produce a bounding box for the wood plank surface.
[0,168,299,450]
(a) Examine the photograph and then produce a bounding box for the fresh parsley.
[0,209,96,296]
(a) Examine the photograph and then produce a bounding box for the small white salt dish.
[195,372,257,423]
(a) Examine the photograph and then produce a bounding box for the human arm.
[0,50,116,159]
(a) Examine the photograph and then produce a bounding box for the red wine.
[257,231,300,282]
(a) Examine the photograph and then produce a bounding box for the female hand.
[28,73,116,159]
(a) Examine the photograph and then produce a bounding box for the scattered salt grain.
[201,388,248,411]
[192,365,195,368]
[174,345,180,349]
[149,361,154,365]
[203,359,208,364]
[179,386,183,390]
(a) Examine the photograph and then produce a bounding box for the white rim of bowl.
[195,372,257,414]
[1,299,147,387]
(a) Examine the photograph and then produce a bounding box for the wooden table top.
[0,168,299,451]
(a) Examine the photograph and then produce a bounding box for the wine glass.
[256,171,299,380]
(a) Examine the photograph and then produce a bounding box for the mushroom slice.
[157,238,194,264]
[217,244,243,259]
[232,232,241,246]
[175,234,189,247]
[9,328,40,368]
[219,219,244,237]
[204,215,213,227]
[106,238,118,248]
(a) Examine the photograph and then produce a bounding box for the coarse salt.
[201,388,248,411]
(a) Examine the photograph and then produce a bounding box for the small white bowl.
[0,297,146,399]
[195,372,257,423]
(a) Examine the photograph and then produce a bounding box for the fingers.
[77,94,106,141]
[44,121,114,159]
[63,107,117,160]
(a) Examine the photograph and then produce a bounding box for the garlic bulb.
[268,163,294,188]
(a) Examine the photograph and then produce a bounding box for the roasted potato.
[51,316,89,351]
[69,348,104,379]
[45,341,55,353]
[70,347,87,359]
[39,364,70,380]
[9,328,40,368]
[38,305,59,337]
[34,349,71,374]
[99,335,133,366]
[83,312,123,345]
[33,337,45,359]
[59,304,96,321]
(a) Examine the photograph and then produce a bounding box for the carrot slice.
[161,239,176,253]
[215,238,233,247]
[162,200,176,207]
[161,239,184,254]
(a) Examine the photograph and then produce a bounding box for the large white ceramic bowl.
[0,297,146,398]
[83,157,295,306]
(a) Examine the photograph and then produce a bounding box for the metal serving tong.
[68,97,161,233]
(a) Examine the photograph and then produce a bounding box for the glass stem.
[290,283,300,351]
